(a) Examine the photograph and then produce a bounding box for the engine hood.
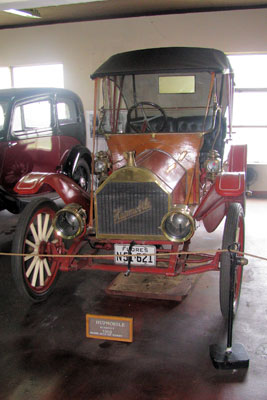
[106,132,203,204]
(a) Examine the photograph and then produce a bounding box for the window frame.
[227,54,267,163]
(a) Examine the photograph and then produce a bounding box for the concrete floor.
[0,199,267,400]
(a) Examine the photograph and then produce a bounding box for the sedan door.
[1,96,60,191]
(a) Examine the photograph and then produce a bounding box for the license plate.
[114,244,156,266]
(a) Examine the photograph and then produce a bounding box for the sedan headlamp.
[53,203,87,240]
[161,205,195,242]
[94,159,106,174]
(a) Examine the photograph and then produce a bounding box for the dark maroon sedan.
[0,87,91,213]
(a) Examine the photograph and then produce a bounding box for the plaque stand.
[106,272,198,301]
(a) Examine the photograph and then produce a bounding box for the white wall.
[0,8,267,110]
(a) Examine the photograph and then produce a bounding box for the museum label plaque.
[86,314,133,342]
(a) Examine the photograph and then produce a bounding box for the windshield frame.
[96,70,228,136]
[0,99,11,140]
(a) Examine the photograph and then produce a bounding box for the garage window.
[0,67,12,89]
[228,54,267,163]
[0,64,64,89]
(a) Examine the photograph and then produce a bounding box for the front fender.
[14,172,91,214]
[227,144,247,172]
[194,172,245,232]
[215,172,245,197]
[63,145,92,177]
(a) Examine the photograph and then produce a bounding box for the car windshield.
[98,71,227,134]
[0,100,9,139]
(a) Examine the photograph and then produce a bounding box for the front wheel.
[219,203,245,319]
[11,198,63,302]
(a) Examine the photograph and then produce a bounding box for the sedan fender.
[63,145,92,177]
[14,172,91,214]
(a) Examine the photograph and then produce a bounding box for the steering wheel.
[127,101,167,133]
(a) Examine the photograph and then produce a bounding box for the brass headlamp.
[204,150,222,181]
[161,205,195,242]
[53,203,87,240]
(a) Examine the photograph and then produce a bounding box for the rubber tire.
[71,158,91,192]
[11,198,60,302]
[220,203,245,319]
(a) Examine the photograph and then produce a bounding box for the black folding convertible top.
[91,47,232,79]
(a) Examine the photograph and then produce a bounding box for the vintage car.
[0,87,91,213]
[11,48,246,320]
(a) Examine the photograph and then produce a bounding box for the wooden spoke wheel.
[11,198,63,302]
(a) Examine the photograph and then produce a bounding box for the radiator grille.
[96,181,168,236]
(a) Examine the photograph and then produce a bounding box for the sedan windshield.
[0,100,9,138]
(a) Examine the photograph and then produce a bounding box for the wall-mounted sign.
[86,314,133,342]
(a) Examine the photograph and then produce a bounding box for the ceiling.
[0,0,267,30]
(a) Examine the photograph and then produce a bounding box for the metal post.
[226,244,237,352]
[209,243,249,369]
